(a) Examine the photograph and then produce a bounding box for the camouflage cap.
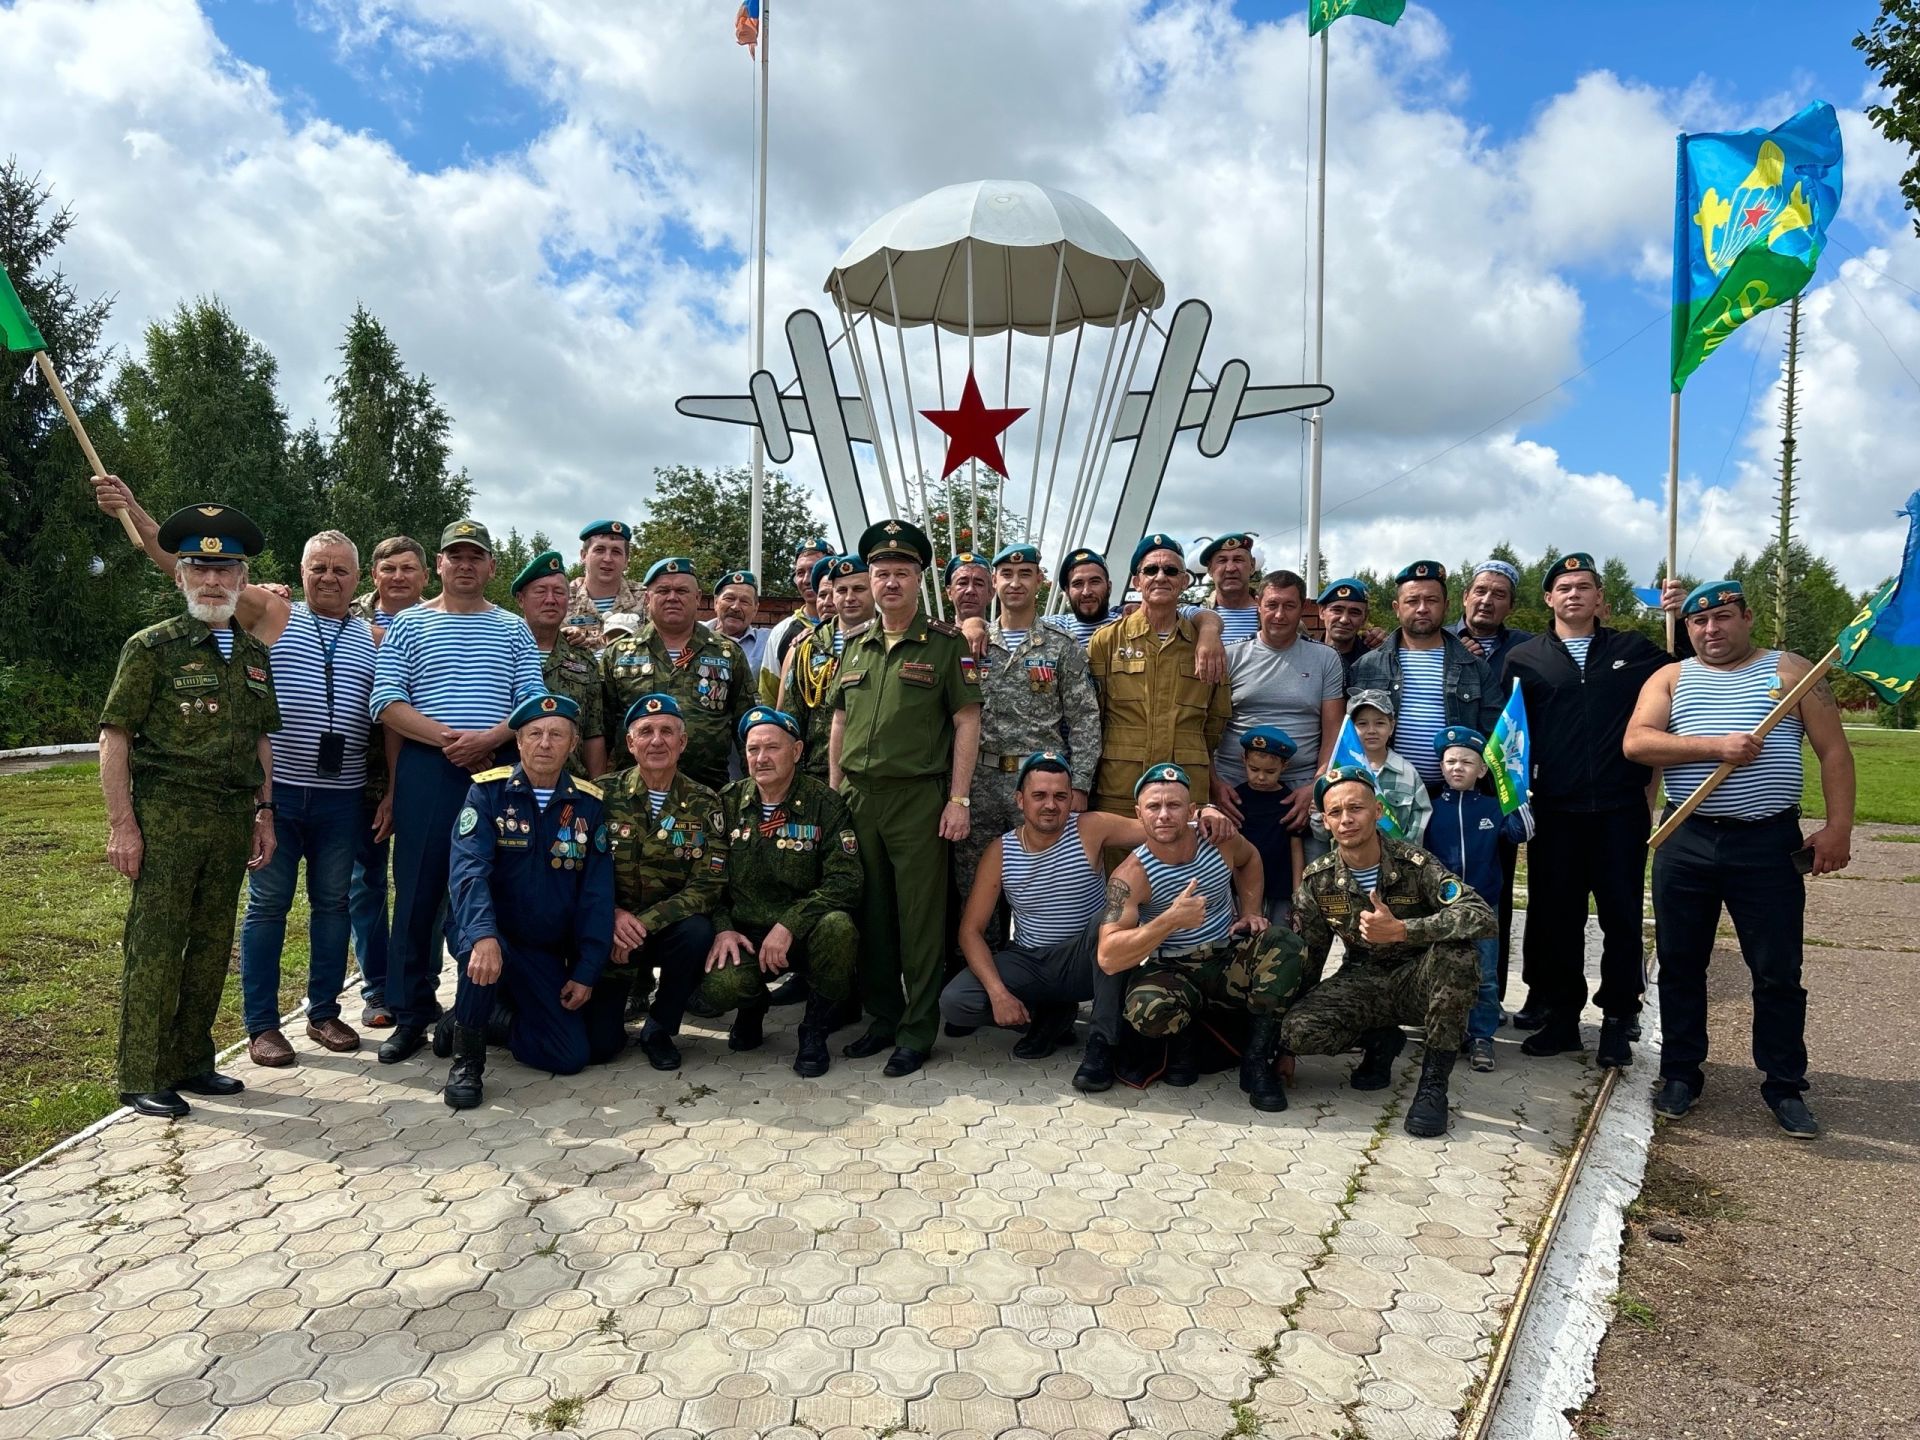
[438,518,493,554]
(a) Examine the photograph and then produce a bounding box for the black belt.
[1668,805,1800,829]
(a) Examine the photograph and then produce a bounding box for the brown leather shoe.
[305,1017,360,1053]
[248,1029,296,1067]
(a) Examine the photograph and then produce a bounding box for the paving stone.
[205,1329,319,1406]
[90,1331,209,1406]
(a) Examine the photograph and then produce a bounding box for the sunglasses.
[1138,564,1185,578]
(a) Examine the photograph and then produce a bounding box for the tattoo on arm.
[1103,878,1131,925]
[1808,676,1837,711]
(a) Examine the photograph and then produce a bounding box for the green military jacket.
[601,621,753,789]
[714,772,863,941]
[541,634,605,778]
[99,615,283,807]
[603,766,730,936]
[979,622,1101,791]
[832,609,980,780]
[778,619,863,780]
[1291,833,1496,985]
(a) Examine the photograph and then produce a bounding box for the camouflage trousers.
[1125,927,1307,1038]
[118,794,253,1092]
[697,911,858,1014]
[953,769,1022,917]
[1278,943,1480,1056]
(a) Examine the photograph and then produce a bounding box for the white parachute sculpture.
[677,179,1331,615]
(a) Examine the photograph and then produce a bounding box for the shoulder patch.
[572,778,604,799]
[928,619,962,637]
[472,766,512,782]
[1439,878,1464,904]
[1304,853,1337,877]
[139,615,191,648]
[456,806,478,836]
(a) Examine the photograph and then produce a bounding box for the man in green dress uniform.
[829,520,982,1077]
[99,503,282,1117]
[513,549,607,777]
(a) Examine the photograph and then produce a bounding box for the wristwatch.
[949,795,971,807]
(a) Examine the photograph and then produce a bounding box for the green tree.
[630,465,826,594]
[482,527,556,608]
[1728,541,1859,662]
[904,472,1028,574]
[1857,2,1920,235]
[324,306,472,554]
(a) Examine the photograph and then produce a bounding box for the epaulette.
[929,619,962,637]
[1304,852,1336,877]
[572,778,604,799]
[472,766,512,783]
[138,614,196,648]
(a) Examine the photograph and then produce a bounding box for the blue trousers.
[451,939,605,1075]
[1466,937,1500,1042]
[387,742,472,1028]
[238,781,358,1035]
[349,804,389,1004]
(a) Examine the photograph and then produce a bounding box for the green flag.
[1309,0,1406,35]
[0,266,47,353]
[1836,490,1920,703]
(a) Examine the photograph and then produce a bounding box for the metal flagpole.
[749,0,771,582]
[1303,26,1330,594]
[1665,391,1681,652]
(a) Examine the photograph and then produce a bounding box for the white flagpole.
[1304,25,1330,594]
[749,0,771,581]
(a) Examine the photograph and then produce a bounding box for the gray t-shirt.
[1214,633,1346,788]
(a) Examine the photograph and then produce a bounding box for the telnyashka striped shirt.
[1134,837,1235,954]
[1003,815,1107,947]
[370,606,543,730]
[1563,635,1594,671]
[1185,603,1260,645]
[270,603,378,788]
[1665,650,1804,819]
[1395,648,1448,784]
[1043,608,1121,648]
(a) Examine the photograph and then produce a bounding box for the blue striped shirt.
[1395,649,1448,784]
[1563,635,1593,671]
[1134,838,1236,954]
[1185,603,1260,645]
[1043,608,1122,648]
[1352,864,1380,893]
[1665,650,1804,819]
[1003,816,1107,946]
[270,603,378,788]
[213,628,233,659]
[370,606,543,730]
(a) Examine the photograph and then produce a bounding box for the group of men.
[93,473,1855,1142]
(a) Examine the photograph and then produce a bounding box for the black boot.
[431,1015,453,1059]
[1596,1015,1633,1069]
[1012,1003,1077,1060]
[1521,1014,1584,1057]
[378,1024,429,1064]
[1240,1015,1288,1113]
[485,995,516,1050]
[1351,1027,1405,1091]
[443,1024,487,1111]
[768,972,811,1007]
[1072,1033,1115,1093]
[1403,1046,1457,1138]
[729,1001,768,1052]
[684,989,724,1021]
[1162,1030,1199,1087]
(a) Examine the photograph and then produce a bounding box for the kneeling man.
[701,707,863,1077]
[442,694,615,1109]
[1282,768,1495,1137]
[1097,763,1305,1111]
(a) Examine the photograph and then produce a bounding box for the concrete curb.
[0,742,98,760]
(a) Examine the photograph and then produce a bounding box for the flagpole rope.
[1828,232,1920,301]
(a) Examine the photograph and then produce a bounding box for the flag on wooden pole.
[0,266,49,353]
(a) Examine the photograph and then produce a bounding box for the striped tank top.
[269,603,378,788]
[1002,815,1108,946]
[1133,837,1235,954]
[1665,650,1804,819]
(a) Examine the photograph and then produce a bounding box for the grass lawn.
[0,764,316,1173]
[1806,728,1920,826]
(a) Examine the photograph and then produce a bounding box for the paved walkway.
[1,959,1600,1440]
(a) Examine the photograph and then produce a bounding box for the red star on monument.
[1742,201,1772,228]
[921,369,1027,479]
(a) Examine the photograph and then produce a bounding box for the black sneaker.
[1653,1078,1696,1118]
[1072,1034,1115,1093]
[1595,1016,1633,1069]
[1770,1096,1820,1139]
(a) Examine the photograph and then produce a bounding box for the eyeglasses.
[1138,564,1185,579]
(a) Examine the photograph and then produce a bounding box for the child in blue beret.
[1235,726,1303,925]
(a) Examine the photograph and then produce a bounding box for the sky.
[3,0,1918,591]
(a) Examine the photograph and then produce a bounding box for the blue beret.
[828,554,869,580]
[622,692,683,729]
[1544,553,1598,589]
[1016,750,1071,784]
[809,555,838,591]
[992,543,1042,568]
[1197,533,1257,567]
[1130,533,1185,573]
[644,556,697,585]
[1434,725,1487,757]
[1133,761,1191,798]
[1314,765,1379,808]
[794,535,833,557]
[944,551,989,583]
[1057,548,1108,586]
[715,568,758,592]
[508,692,581,730]
[579,519,631,543]
[1394,560,1447,587]
[157,503,265,560]
[1239,725,1298,760]
[1682,579,1745,617]
[511,549,567,594]
[738,705,802,742]
[1317,578,1368,606]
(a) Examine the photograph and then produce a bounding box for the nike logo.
[1612,659,1626,669]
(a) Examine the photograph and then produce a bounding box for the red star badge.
[921,369,1027,479]
[1742,201,1771,229]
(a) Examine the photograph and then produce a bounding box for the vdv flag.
[1328,715,1402,838]
[0,266,48,354]
[1309,0,1406,36]
[1483,682,1531,816]
[1836,489,1920,703]
[1672,102,1843,392]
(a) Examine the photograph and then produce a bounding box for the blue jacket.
[449,765,615,986]
[1423,787,1533,905]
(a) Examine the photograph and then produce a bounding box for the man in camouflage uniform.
[99,503,282,1117]
[513,549,607,778]
[1283,767,1495,1138]
[1097,763,1304,1112]
[563,519,648,652]
[600,557,754,787]
[699,706,862,1075]
[779,554,871,781]
[604,692,730,1070]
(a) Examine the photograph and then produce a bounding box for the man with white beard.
[97,504,283,1118]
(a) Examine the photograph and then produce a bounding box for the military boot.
[1072,1033,1115,1093]
[1403,1046,1458,1138]
[1162,1030,1199,1087]
[794,992,835,1078]
[1350,1027,1406,1091]
[443,1025,487,1111]
[729,1001,768,1052]
[1240,1014,1288,1113]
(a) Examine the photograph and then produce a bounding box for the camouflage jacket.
[562,574,649,653]
[714,772,863,941]
[600,621,754,789]
[541,634,605,778]
[978,622,1101,792]
[1291,833,1496,984]
[602,766,730,936]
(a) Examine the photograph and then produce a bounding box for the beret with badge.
[1057,547,1108,587]
[623,691,684,730]
[1239,725,1299,761]
[1133,761,1192,799]
[511,549,567,595]
[508,692,581,730]
[738,705,803,742]
[1314,765,1380,809]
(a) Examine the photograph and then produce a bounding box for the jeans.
[238,781,360,1036]
[349,805,389,1004]
[1467,937,1500,1042]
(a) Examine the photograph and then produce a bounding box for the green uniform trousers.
[1279,942,1480,1056]
[1125,928,1306,1037]
[698,911,859,1013]
[844,773,949,1052]
[117,795,253,1092]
